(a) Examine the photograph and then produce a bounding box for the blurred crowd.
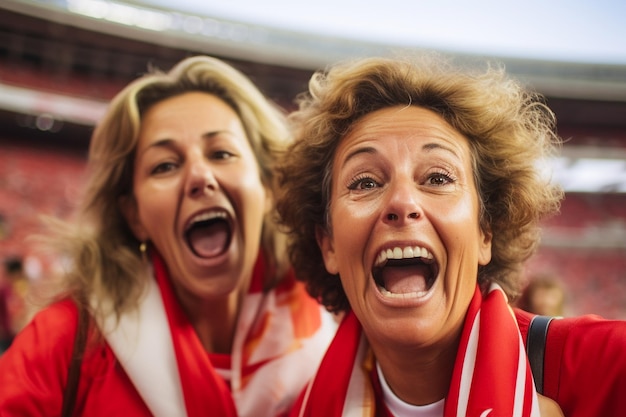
[0,256,37,354]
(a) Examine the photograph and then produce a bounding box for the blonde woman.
[0,56,337,417]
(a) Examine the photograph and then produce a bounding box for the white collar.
[94,277,186,417]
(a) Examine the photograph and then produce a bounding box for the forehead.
[336,105,471,159]
[136,92,249,147]
[141,91,238,123]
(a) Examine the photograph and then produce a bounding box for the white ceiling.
[136,0,626,65]
[30,0,622,100]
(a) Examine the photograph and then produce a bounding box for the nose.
[185,155,218,197]
[383,178,422,224]
[386,212,419,221]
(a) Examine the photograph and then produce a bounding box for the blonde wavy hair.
[41,55,291,318]
[276,54,563,313]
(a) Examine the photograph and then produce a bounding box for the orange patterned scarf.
[101,250,337,417]
[153,251,338,417]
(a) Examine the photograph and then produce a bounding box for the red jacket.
[515,308,626,416]
[0,299,151,416]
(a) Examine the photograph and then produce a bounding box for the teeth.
[375,245,434,266]
[189,210,227,225]
[378,287,429,298]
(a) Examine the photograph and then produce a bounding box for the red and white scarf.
[293,283,540,417]
[98,251,338,417]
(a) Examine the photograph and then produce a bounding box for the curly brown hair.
[276,54,563,313]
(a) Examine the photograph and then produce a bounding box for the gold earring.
[139,241,147,262]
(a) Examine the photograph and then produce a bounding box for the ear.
[119,195,149,242]
[477,226,493,266]
[315,224,338,275]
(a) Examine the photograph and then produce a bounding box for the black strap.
[61,302,88,417]
[526,315,553,395]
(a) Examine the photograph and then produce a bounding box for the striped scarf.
[101,250,337,417]
[293,283,540,417]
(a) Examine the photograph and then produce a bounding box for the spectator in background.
[0,259,15,353]
[517,273,567,317]
[0,257,30,353]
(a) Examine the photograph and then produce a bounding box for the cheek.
[136,195,170,237]
[226,160,265,199]
[134,181,178,233]
[328,201,378,269]
[330,206,361,246]
[430,198,489,286]
[432,197,482,242]
[232,177,268,237]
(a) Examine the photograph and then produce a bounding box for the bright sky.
[139,0,626,64]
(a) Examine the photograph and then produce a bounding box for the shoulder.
[516,310,626,365]
[34,298,80,328]
[6,298,80,358]
[0,299,80,410]
[516,309,626,414]
[514,308,626,346]
[544,314,626,414]
[548,314,626,351]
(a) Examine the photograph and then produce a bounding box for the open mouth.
[372,246,438,298]
[184,210,232,258]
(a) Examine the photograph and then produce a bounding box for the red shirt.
[515,309,626,416]
[0,299,152,416]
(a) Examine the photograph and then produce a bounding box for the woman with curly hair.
[0,56,337,417]
[277,54,626,416]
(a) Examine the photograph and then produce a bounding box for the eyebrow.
[342,146,377,166]
[422,142,461,159]
[138,131,226,156]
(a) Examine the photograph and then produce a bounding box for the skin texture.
[539,396,565,417]
[318,105,492,405]
[121,92,269,353]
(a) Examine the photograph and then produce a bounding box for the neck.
[371,335,460,406]
[178,288,246,354]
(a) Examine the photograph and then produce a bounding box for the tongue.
[187,222,229,258]
[382,264,430,294]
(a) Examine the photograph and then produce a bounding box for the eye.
[348,175,380,190]
[211,150,236,160]
[151,161,178,175]
[426,170,456,186]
